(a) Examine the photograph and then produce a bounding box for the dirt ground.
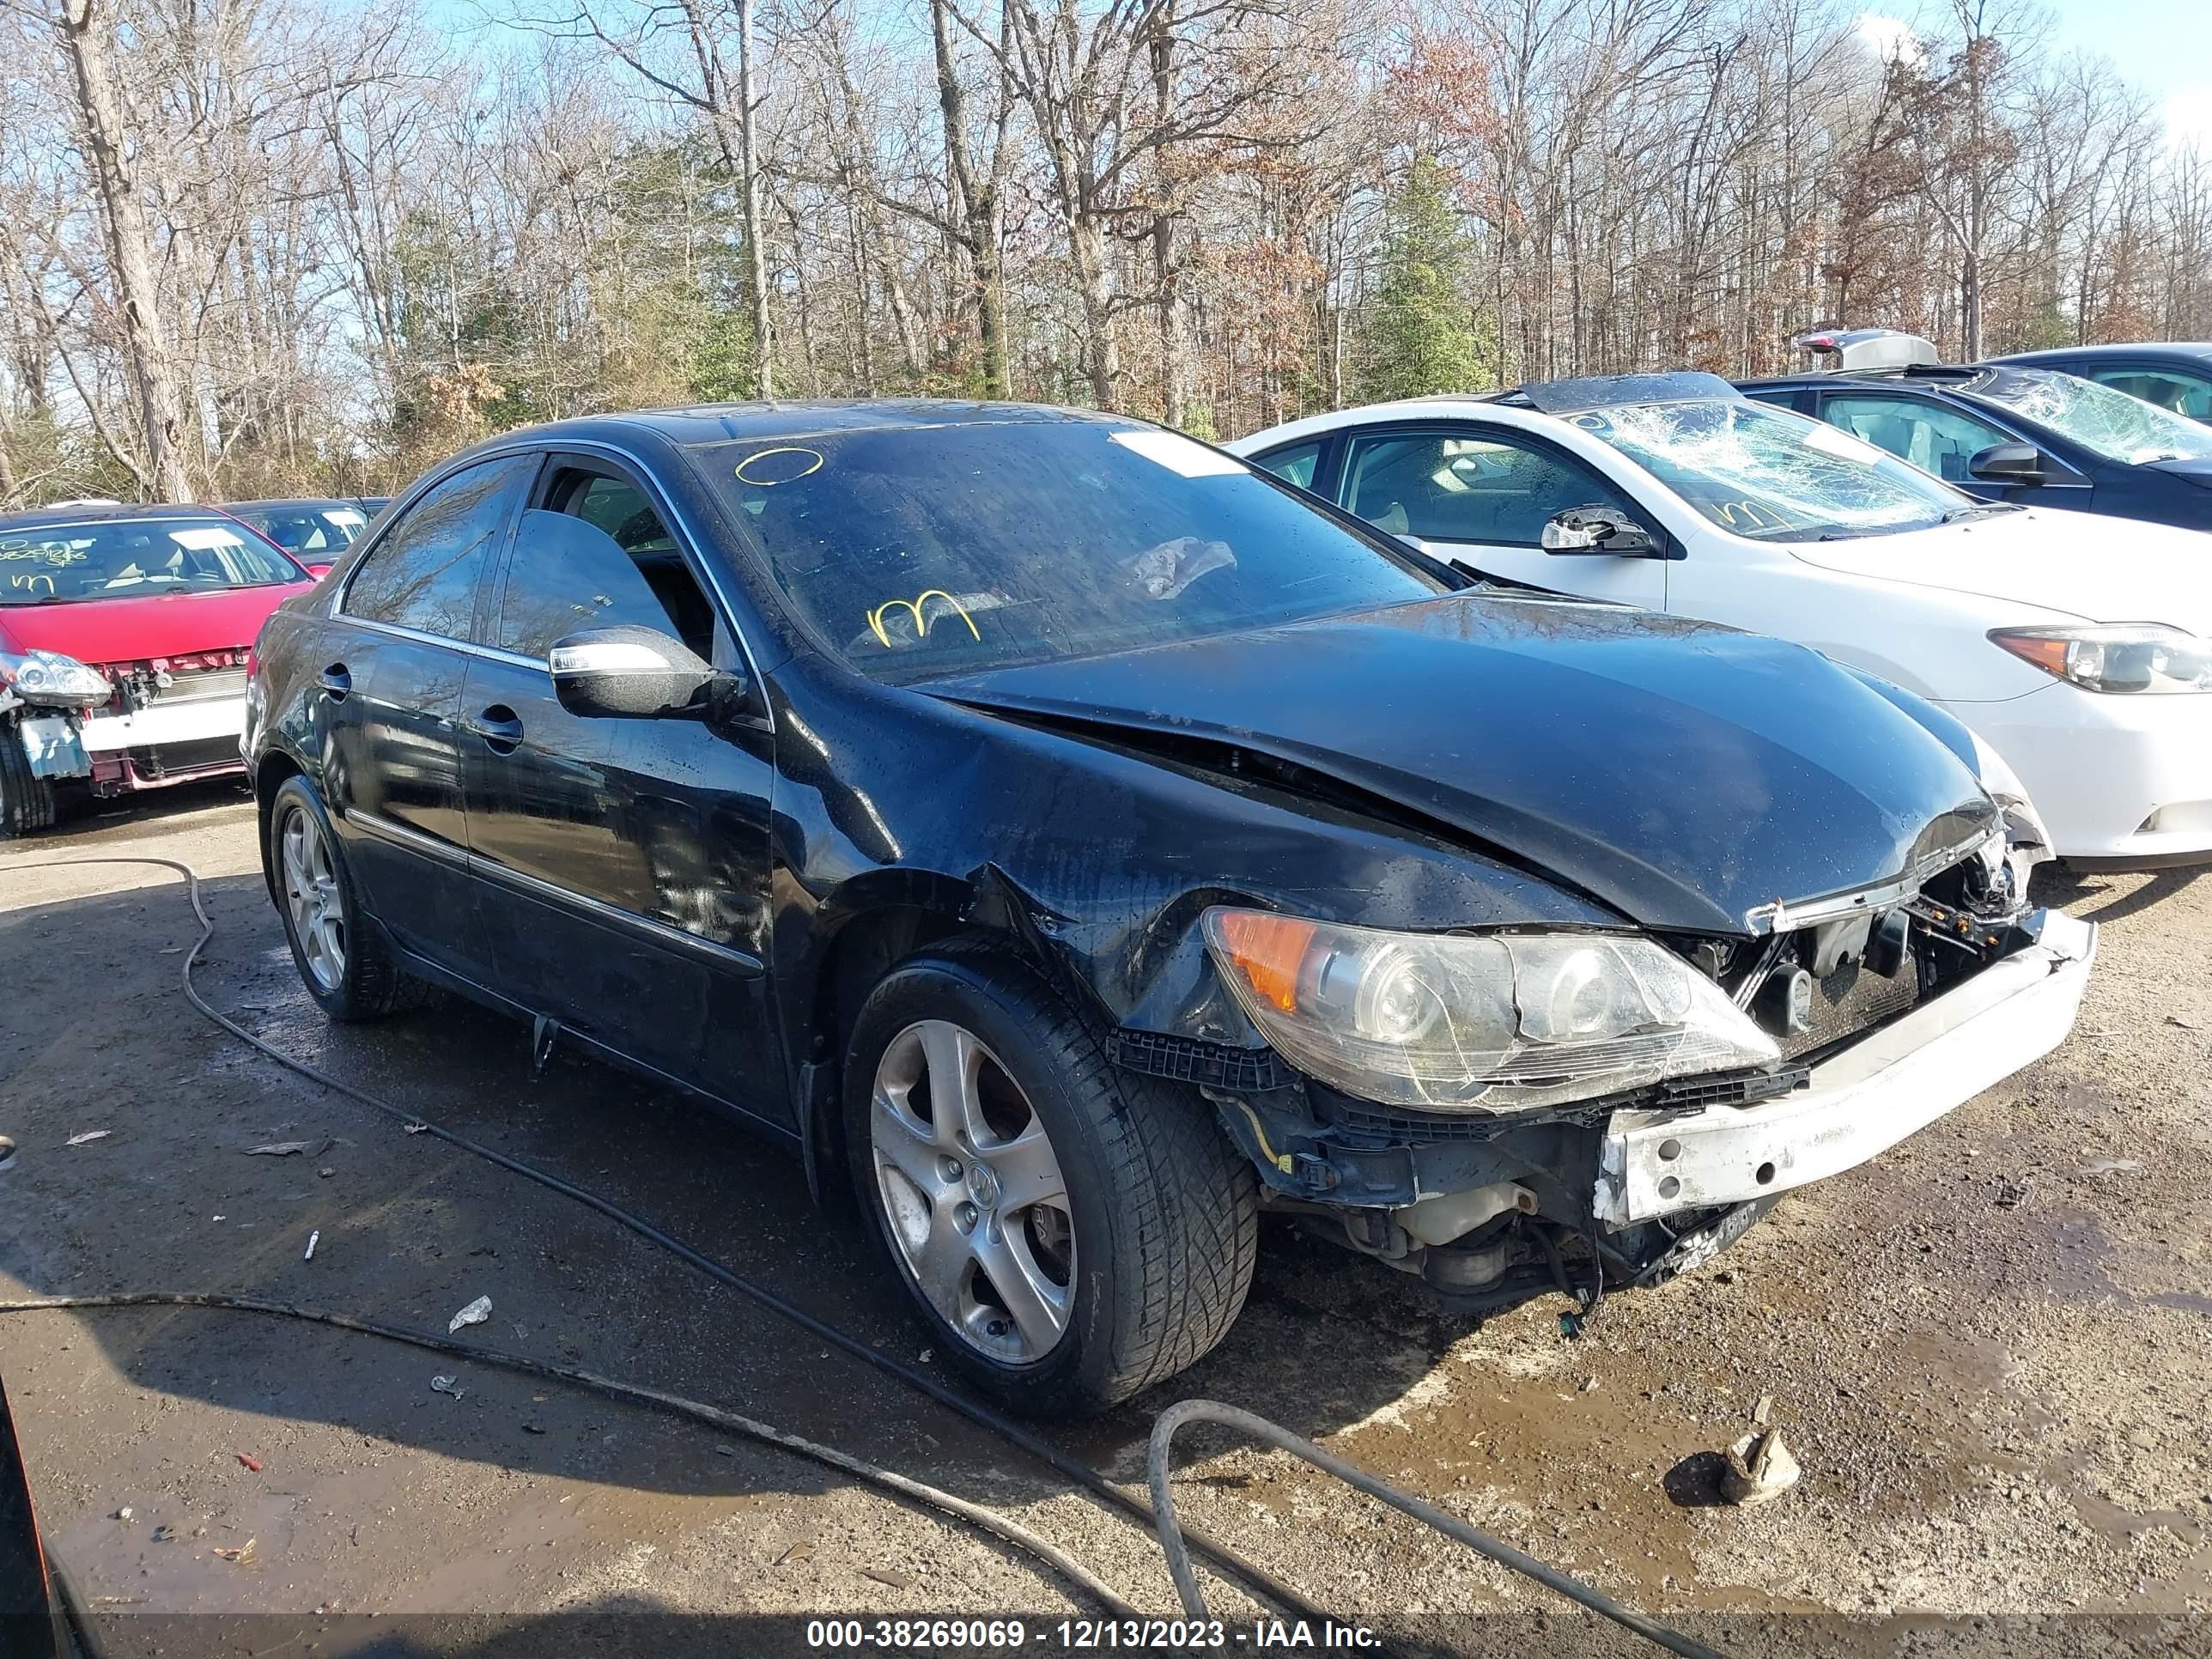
[2,781,2209,1659]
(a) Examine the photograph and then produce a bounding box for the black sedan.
[1987,342,2212,423]
[1739,362,2212,531]
[242,402,2092,1414]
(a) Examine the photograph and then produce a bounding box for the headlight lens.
[1990,625,2210,694]
[0,648,111,708]
[1201,908,1780,1113]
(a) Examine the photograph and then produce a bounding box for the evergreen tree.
[1359,158,1487,402]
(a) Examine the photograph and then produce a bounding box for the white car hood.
[1788,507,2212,632]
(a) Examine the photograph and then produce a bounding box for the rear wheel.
[845,948,1258,1416]
[267,775,428,1020]
[0,718,58,839]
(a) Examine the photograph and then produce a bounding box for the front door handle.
[318,664,350,702]
[471,704,525,754]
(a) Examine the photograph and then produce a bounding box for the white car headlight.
[1990,624,2210,694]
[1201,908,1780,1113]
[0,648,111,708]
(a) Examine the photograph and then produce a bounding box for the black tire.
[0,718,58,838]
[266,775,429,1020]
[844,945,1258,1416]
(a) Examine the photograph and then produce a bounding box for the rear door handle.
[471,704,525,754]
[318,664,350,701]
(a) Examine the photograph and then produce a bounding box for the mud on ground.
[2,782,2208,1657]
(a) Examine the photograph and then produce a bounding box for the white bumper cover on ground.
[1595,908,2097,1227]
[76,695,249,754]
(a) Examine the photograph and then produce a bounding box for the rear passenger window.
[344,457,535,640]
[494,469,720,661]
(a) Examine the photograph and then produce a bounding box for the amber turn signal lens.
[1210,911,1318,1014]
[1990,633,2072,678]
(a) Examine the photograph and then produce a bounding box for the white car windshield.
[1966,369,2212,465]
[1567,398,1971,541]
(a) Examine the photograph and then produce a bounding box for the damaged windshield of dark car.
[692,419,1449,681]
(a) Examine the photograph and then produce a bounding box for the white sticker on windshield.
[1800,422,1880,462]
[168,526,244,550]
[1109,429,1245,477]
[329,509,367,526]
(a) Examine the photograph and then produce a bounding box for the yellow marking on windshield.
[1709,499,1789,531]
[9,573,58,595]
[867,590,981,647]
[733,446,826,486]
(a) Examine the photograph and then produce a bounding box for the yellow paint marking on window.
[733,446,826,486]
[866,590,981,647]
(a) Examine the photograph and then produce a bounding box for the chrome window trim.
[331,614,545,671]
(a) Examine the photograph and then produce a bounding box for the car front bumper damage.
[1594,906,2096,1227]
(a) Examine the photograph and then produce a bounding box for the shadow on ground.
[0,860,1533,1578]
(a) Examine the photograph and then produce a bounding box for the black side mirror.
[1967,442,2044,484]
[1540,505,1658,556]
[548,625,726,720]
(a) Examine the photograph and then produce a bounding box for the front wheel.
[845,948,1258,1416]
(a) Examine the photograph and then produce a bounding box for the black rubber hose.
[0,1291,1137,1620]
[23,857,1330,1626]
[1146,1400,1726,1659]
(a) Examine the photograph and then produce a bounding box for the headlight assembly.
[1990,624,2210,694]
[0,648,111,708]
[1201,908,1780,1113]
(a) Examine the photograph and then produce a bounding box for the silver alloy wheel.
[279,803,348,992]
[869,1018,1076,1364]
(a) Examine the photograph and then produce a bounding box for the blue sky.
[1862,2,2212,149]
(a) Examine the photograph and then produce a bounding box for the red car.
[0,503,315,836]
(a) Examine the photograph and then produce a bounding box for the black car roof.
[0,502,242,534]
[1989,342,2212,367]
[1737,363,1995,393]
[453,399,1140,457]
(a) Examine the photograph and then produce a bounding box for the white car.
[1230,374,2212,867]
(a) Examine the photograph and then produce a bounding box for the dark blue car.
[1737,361,2212,533]
[1987,342,2212,423]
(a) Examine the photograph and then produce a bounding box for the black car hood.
[932,595,1995,935]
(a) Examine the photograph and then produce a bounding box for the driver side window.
[493,466,722,662]
[1340,429,1628,545]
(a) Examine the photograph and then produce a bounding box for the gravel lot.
[2,783,2208,1657]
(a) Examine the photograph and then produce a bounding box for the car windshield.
[230,502,370,553]
[1967,369,2212,465]
[692,419,1449,681]
[1566,397,1970,541]
[0,517,302,606]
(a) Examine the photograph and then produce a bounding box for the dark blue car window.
[692,422,1446,683]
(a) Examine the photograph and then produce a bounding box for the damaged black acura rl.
[243,402,2095,1415]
